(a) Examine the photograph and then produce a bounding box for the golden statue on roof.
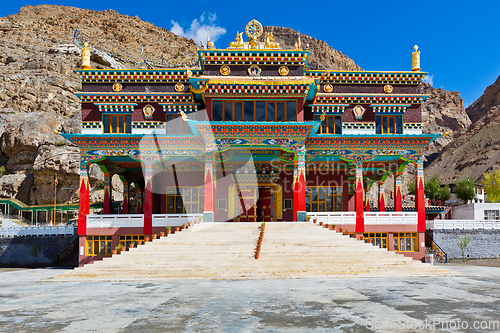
[412,45,421,72]
[81,42,91,69]
[229,32,244,48]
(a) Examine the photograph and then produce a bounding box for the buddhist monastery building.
[63,20,443,266]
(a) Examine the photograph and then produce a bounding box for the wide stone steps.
[49,222,452,281]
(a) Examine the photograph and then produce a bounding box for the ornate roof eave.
[306,70,428,85]
[74,69,203,83]
[197,49,310,68]
[314,93,429,104]
[75,92,195,103]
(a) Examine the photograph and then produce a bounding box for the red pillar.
[355,163,364,233]
[103,172,111,214]
[378,182,386,212]
[203,155,215,222]
[416,158,426,232]
[365,198,371,211]
[297,152,306,221]
[122,178,129,214]
[394,174,403,212]
[143,166,153,235]
[78,163,89,235]
[136,188,143,214]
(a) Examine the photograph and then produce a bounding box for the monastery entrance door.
[257,187,272,222]
[232,185,277,222]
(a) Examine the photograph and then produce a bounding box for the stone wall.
[0,235,77,267]
[431,229,500,260]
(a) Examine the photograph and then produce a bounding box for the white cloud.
[170,13,226,46]
[423,74,434,86]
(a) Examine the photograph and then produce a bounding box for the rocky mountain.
[262,26,362,71]
[0,5,473,210]
[425,75,500,183]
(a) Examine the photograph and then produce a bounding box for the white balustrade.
[364,212,417,225]
[86,214,144,228]
[307,212,417,225]
[152,214,200,227]
[428,220,500,230]
[307,212,356,225]
[0,226,76,237]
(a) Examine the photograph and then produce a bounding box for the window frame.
[212,100,297,121]
[166,186,204,214]
[306,186,342,212]
[86,235,112,256]
[393,232,418,252]
[314,115,342,134]
[376,115,403,134]
[363,232,388,249]
[103,114,131,134]
[484,210,499,221]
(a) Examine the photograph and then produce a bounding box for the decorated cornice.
[95,103,137,113]
[204,79,314,99]
[159,104,199,114]
[76,92,194,103]
[305,134,440,149]
[197,49,310,67]
[74,69,203,83]
[371,104,411,114]
[311,104,349,114]
[189,121,320,148]
[315,94,427,104]
[306,70,428,84]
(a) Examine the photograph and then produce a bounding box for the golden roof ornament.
[264,32,280,49]
[245,19,263,49]
[412,45,421,72]
[81,42,91,69]
[229,32,244,48]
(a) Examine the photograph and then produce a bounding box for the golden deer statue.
[265,32,280,49]
[229,32,244,48]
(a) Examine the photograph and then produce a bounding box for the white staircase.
[49,222,452,281]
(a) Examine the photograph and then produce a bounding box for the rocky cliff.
[425,74,500,182]
[0,5,473,209]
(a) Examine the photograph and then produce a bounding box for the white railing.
[307,212,417,225]
[364,212,417,225]
[152,214,200,227]
[427,220,500,230]
[86,214,144,228]
[308,212,356,225]
[0,226,77,237]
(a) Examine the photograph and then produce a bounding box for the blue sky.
[3,0,500,107]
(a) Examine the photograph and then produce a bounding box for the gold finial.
[81,42,91,69]
[412,45,421,72]
[180,110,188,121]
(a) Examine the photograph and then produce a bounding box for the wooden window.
[119,235,145,248]
[166,186,204,214]
[484,210,499,220]
[363,232,388,249]
[376,115,402,134]
[86,235,112,256]
[166,114,191,134]
[393,232,418,252]
[284,199,293,210]
[306,186,342,212]
[103,115,131,134]
[314,115,342,134]
[212,100,297,121]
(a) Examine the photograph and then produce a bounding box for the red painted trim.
[297,172,306,212]
[379,194,385,212]
[78,178,88,235]
[416,178,426,232]
[143,181,153,235]
[355,179,364,233]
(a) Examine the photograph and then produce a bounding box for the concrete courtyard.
[0,262,499,332]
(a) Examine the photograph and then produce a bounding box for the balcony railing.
[427,220,500,230]
[87,214,144,228]
[0,226,77,237]
[152,214,200,227]
[307,212,417,225]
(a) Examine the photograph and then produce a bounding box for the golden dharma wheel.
[220,65,231,76]
[324,84,333,93]
[278,66,289,76]
[384,84,393,93]
[175,82,185,92]
[112,82,122,92]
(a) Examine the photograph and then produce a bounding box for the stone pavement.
[0,264,499,332]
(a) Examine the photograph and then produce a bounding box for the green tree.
[483,169,500,203]
[439,186,451,202]
[407,181,415,195]
[456,176,476,203]
[424,175,441,200]
[458,234,471,262]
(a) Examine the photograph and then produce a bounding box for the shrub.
[456,176,476,203]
